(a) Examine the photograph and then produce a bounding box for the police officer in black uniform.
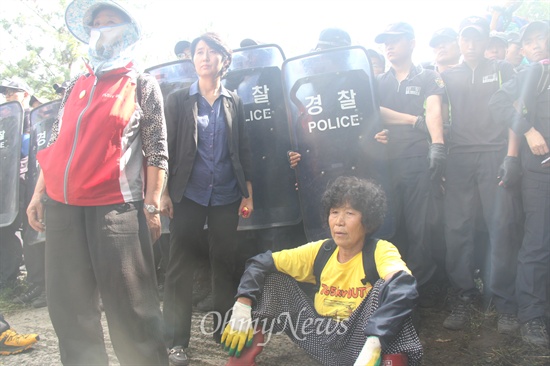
[440,16,521,333]
[489,20,550,348]
[374,22,447,308]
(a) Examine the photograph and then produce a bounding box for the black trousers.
[444,151,522,313]
[163,197,242,348]
[388,155,437,287]
[44,198,168,366]
[0,313,9,333]
[0,216,23,286]
[22,240,45,288]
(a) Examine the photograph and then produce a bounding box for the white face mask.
[88,23,128,60]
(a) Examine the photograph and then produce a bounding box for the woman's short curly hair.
[190,32,232,78]
[321,176,387,235]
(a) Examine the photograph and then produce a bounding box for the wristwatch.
[144,204,160,214]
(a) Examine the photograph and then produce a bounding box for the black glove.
[498,156,521,187]
[428,143,446,181]
[413,115,429,135]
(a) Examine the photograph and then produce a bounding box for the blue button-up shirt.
[183,82,241,206]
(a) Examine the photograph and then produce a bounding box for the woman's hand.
[239,196,254,219]
[239,182,254,218]
[354,336,381,366]
[374,129,389,144]
[287,151,301,169]
[144,210,161,244]
[221,300,254,357]
[27,196,45,232]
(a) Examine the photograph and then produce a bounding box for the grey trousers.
[44,198,168,366]
[444,151,522,313]
[517,172,550,323]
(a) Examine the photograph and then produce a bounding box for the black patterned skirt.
[252,273,423,366]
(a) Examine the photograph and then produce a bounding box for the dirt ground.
[2,291,550,366]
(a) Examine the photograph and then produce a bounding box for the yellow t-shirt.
[272,239,410,320]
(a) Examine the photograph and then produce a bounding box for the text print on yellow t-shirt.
[320,285,372,320]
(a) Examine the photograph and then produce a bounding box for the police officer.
[374,22,447,308]
[505,32,524,69]
[440,16,521,333]
[489,20,550,348]
[485,31,508,60]
[0,78,32,292]
[425,27,461,73]
[174,40,191,60]
[519,20,550,64]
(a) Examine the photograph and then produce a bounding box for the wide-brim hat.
[0,77,33,95]
[53,81,70,94]
[30,95,46,106]
[65,0,140,44]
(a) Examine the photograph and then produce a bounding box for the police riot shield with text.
[224,44,301,230]
[23,100,61,244]
[145,59,198,234]
[0,101,24,227]
[282,46,394,241]
[145,59,198,100]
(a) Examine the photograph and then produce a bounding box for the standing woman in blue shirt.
[161,32,253,366]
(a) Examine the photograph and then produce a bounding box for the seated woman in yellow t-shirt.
[221,176,422,366]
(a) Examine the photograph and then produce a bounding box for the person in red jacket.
[26,0,168,364]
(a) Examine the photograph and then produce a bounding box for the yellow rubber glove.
[221,301,254,357]
[353,336,382,366]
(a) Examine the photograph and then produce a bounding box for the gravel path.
[2,306,321,366]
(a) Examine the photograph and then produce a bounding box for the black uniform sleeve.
[235,251,278,306]
[423,69,446,97]
[498,60,517,84]
[363,270,418,349]
[489,65,539,135]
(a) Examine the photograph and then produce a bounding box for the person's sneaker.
[31,292,47,309]
[0,328,40,355]
[168,346,189,366]
[521,317,549,348]
[443,301,470,330]
[14,285,43,305]
[497,313,520,335]
[196,292,214,312]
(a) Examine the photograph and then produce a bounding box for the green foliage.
[0,0,85,102]
[515,0,550,22]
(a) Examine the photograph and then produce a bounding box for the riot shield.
[23,100,61,244]
[223,44,301,230]
[0,101,24,227]
[282,46,395,241]
[145,59,198,234]
[145,59,197,99]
